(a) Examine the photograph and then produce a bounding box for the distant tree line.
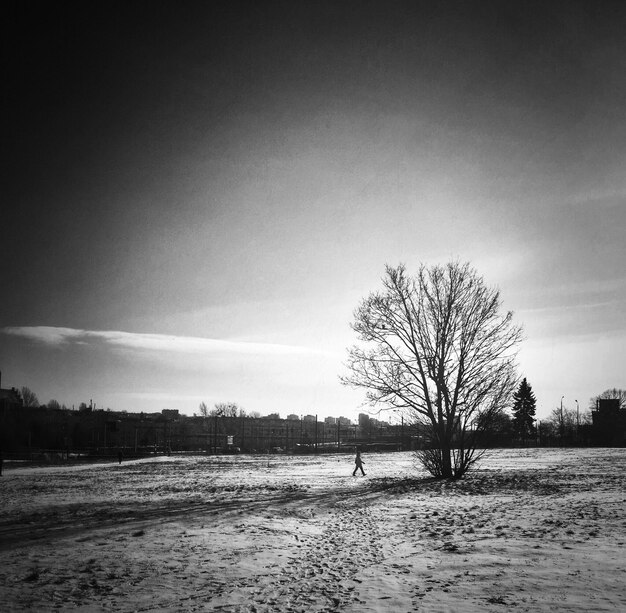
[2,382,624,462]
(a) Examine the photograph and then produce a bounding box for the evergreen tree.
[512,377,537,443]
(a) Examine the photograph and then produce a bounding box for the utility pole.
[560,396,565,444]
[536,420,540,446]
[214,412,217,454]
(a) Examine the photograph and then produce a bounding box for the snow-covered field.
[1,448,624,612]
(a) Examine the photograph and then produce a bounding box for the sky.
[2,0,625,422]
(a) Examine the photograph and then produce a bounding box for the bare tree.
[544,406,588,441]
[21,386,39,407]
[199,402,209,417]
[342,262,522,479]
[212,402,242,418]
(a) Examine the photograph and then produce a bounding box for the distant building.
[592,399,626,446]
[287,414,300,421]
[0,387,22,412]
[0,372,22,412]
[303,415,316,423]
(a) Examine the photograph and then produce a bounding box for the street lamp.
[535,419,540,445]
[393,410,405,450]
[560,396,565,442]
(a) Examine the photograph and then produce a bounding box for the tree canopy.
[20,386,39,407]
[342,262,522,479]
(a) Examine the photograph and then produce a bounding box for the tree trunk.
[441,443,453,478]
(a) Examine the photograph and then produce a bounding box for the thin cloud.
[2,326,85,345]
[518,299,618,315]
[1,326,317,357]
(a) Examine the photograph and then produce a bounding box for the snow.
[1,448,625,611]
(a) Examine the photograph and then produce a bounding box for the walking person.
[352,449,366,476]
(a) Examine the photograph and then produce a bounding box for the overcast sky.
[2,1,625,421]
